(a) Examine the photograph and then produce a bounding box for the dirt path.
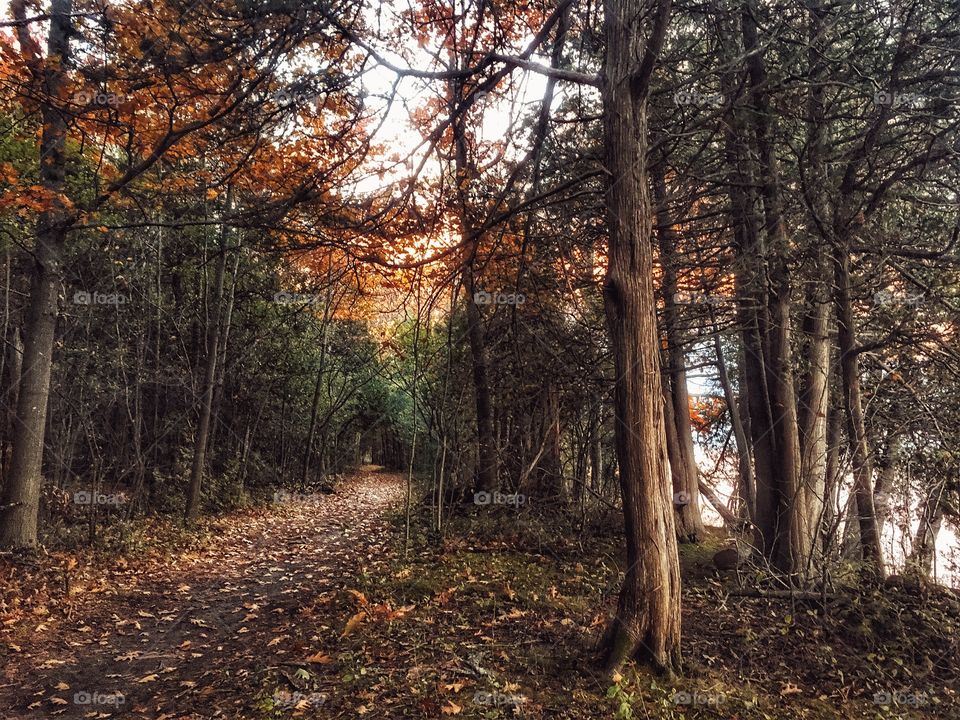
[0,469,405,719]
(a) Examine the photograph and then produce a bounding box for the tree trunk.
[698,477,742,528]
[303,264,335,485]
[910,480,946,578]
[833,243,884,575]
[725,1,810,577]
[652,168,703,543]
[589,406,602,493]
[873,434,900,538]
[598,0,681,674]
[797,3,832,565]
[448,70,497,495]
[662,388,686,513]
[722,53,779,562]
[208,246,240,455]
[796,271,831,564]
[0,0,73,549]
[535,382,564,499]
[185,187,233,523]
[711,325,755,520]
[464,270,497,493]
[1,326,23,492]
[822,391,845,556]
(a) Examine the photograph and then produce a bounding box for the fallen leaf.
[341,611,365,638]
[387,604,415,620]
[346,589,369,607]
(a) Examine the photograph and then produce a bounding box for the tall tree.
[598,0,681,673]
[185,187,233,523]
[0,0,73,548]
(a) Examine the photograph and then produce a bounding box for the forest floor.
[0,467,403,719]
[0,468,957,719]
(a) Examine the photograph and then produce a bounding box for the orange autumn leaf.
[340,611,365,638]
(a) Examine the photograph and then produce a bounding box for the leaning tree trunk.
[710,321,755,521]
[652,166,703,543]
[662,388,688,523]
[534,382,564,500]
[833,241,884,575]
[822,400,843,555]
[598,0,681,675]
[207,246,240,455]
[910,480,947,579]
[0,0,73,549]
[872,434,901,538]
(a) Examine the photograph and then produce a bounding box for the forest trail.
[0,469,405,719]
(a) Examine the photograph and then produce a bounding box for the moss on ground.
[255,503,958,718]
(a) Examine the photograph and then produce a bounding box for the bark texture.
[0,0,74,548]
[599,0,681,674]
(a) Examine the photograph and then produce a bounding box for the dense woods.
[0,0,958,717]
